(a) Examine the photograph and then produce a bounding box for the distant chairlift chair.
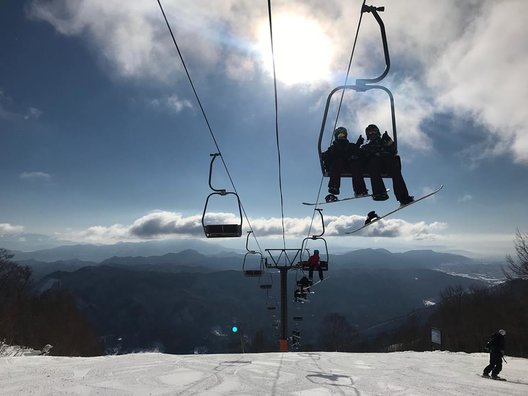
[298,209,329,273]
[242,231,265,277]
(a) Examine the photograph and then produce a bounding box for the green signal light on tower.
[231,326,238,333]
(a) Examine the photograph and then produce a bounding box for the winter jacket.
[322,139,362,168]
[361,132,397,158]
[486,333,505,354]
[307,254,320,268]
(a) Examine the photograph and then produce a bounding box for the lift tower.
[265,249,302,352]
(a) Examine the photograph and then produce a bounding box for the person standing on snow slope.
[322,127,368,203]
[483,329,506,379]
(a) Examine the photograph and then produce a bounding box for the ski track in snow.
[1,351,527,395]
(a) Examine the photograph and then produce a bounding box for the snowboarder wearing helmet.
[483,329,506,379]
[307,249,323,283]
[322,126,368,203]
[361,124,414,205]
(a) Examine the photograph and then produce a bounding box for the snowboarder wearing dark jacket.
[483,329,506,379]
[361,124,414,205]
[322,127,368,202]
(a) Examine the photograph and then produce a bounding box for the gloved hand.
[382,131,393,145]
[356,135,365,146]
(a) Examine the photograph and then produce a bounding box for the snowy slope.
[1,351,527,395]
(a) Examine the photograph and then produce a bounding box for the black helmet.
[314,249,320,254]
[365,124,380,133]
[365,124,381,139]
[334,127,348,139]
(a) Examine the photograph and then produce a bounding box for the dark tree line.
[347,230,528,357]
[0,248,102,356]
[355,280,528,357]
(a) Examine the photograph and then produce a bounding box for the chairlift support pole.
[265,248,302,352]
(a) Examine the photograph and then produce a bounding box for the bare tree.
[504,229,528,280]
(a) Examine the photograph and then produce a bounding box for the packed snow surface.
[1,351,527,395]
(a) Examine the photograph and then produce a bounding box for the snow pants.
[309,266,324,281]
[483,351,502,376]
[366,155,410,202]
[328,158,367,195]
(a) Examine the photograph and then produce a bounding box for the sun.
[256,13,333,86]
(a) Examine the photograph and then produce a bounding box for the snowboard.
[345,185,444,234]
[308,276,330,288]
[479,374,507,381]
[302,190,389,206]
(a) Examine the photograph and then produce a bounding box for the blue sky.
[1,0,527,258]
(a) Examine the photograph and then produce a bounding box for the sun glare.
[257,13,333,85]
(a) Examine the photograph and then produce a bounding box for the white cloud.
[70,224,133,244]
[19,171,52,182]
[0,223,25,235]
[27,0,528,163]
[130,211,203,237]
[422,0,528,163]
[27,0,263,83]
[1,89,42,121]
[458,194,473,203]
[24,107,43,120]
[148,95,193,114]
[58,210,445,245]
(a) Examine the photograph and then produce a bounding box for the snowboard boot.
[372,192,389,201]
[365,211,380,225]
[325,194,338,203]
[399,195,415,206]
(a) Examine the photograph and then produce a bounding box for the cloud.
[458,194,473,203]
[0,223,25,235]
[24,107,43,120]
[26,0,263,82]
[130,211,203,237]
[58,210,445,245]
[147,94,193,114]
[64,224,133,244]
[19,171,52,182]
[1,89,43,122]
[27,0,527,164]
[360,220,447,241]
[28,0,176,81]
[422,0,528,163]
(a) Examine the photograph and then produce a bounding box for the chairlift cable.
[306,0,367,237]
[267,0,287,249]
[155,0,264,254]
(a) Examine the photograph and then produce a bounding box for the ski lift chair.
[297,209,329,272]
[242,231,264,277]
[202,153,243,238]
[318,4,400,180]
